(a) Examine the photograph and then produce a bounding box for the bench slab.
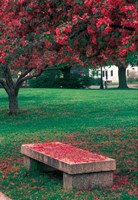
[21,142,116,189]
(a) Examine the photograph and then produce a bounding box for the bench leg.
[23,156,38,171]
[23,156,56,172]
[63,171,113,190]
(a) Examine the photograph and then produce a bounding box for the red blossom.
[127,189,133,195]
[84,0,92,7]
[91,7,97,14]
[20,40,28,46]
[96,17,112,29]
[121,37,129,45]
[0,40,6,44]
[72,15,78,23]
[101,54,107,61]
[0,51,6,57]
[45,39,52,48]
[56,35,68,45]
[55,28,60,36]
[67,46,73,53]
[129,43,135,51]
[80,13,88,20]
[94,197,99,200]
[119,49,128,57]
[91,36,97,44]
[62,25,72,34]
[18,0,26,4]
[103,26,112,34]
[0,57,6,63]
[48,61,53,66]
[87,26,95,34]
[114,176,129,186]
[74,40,78,47]
[45,31,50,34]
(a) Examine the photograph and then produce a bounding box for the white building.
[89,65,138,83]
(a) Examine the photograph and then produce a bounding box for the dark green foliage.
[29,71,96,88]
[58,73,92,88]
[29,70,61,88]
[127,77,138,83]
[89,77,101,85]
[126,52,138,66]
[0,67,4,78]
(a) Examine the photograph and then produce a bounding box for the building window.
[127,70,129,76]
[102,71,104,77]
[106,71,108,79]
[111,70,113,76]
[92,71,95,76]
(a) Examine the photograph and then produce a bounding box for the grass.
[0,88,138,200]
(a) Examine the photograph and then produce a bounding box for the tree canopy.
[0,0,137,68]
[0,0,137,114]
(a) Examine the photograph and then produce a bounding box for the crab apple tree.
[0,0,137,115]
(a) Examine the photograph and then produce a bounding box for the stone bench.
[21,142,116,190]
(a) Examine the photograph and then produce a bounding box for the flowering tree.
[0,0,137,115]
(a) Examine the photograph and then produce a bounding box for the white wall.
[89,65,138,83]
[102,66,118,82]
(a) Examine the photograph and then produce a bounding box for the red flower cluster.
[62,25,72,34]
[45,39,52,49]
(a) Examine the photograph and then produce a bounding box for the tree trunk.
[62,66,71,81]
[8,90,19,116]
[61,66,71,88]
[118,66,128,89]
[100,66,104,89]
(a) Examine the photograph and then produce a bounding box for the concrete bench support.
[21,142,116,190]
[24,156,56,172]
[63,171,113,190]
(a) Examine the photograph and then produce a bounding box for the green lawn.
[0,88,137,200]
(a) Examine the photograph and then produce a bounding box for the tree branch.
[0,78,9,94]
[110,24,135,31]
[1,65,15,89]
[16,65,66,88]
[17,68,33,82]
[69,22,135,40]
[23,70,43,80]
[0,78,6,87]
[16,69,43,88]
[43,67,65,71]
[70,23,88,39]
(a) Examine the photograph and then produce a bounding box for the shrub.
[58,73,92,88]
[29,70,61,88]
[127,70,138,83]
[127,77,138,83]
[89,77,101,85]
[29,70,101,88]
